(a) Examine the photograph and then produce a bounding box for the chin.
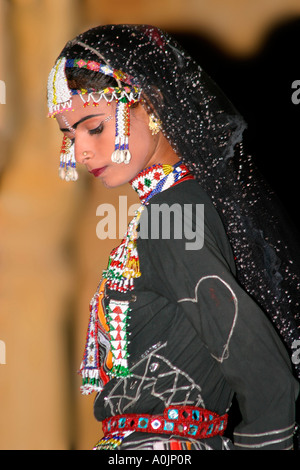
[101,177,126,189]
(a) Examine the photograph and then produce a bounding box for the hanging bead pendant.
[111,100,131,164]
[58,136,78,181]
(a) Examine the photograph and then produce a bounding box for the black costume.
[91,171,298,450]
[47,25,300,450]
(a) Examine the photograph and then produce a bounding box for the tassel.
[111,100,131,164]
[58,136,78,181]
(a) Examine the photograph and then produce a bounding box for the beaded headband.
[47,57,141,117]
[47,57,142,180]
[65,58,134,86]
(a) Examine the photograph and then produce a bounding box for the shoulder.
[150,178,214,206]
[148,179,224,233]
[138,179,236,273]
[141,179,227,245]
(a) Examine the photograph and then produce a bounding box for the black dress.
[92,177,299,450]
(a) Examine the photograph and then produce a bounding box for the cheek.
[129,123,153,160]
[97,133,115,156]
[75,130,114,159]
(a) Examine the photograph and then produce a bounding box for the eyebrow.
[59,113,105,132]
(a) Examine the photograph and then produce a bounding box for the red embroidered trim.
[102,405,228,441]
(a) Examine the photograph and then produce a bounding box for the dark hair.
[65,66,141,110]
[65,67,119,90]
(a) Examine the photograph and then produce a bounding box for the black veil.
[57,24,300,383]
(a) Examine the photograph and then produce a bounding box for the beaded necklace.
[131,161,192,205]
[103,162,193,292]
[79,162,194,394]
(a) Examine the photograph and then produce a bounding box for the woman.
[47,25,299,450]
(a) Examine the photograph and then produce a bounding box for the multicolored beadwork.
[102,204,144,293]
[111,99,131,164]
[106,299,131,377]
[64,58,134,86]
[103,163,193,293]
[47,57,73,117]
[75,85,141,109]
[79,162,194,393]
[58,135,78,182]
[79,288,132,390]
[93,432,132,450]
[47,56,142,177]
[79,290,111,395]
[47,56,141,117]
[130,162,194,204]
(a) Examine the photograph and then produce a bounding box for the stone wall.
[0,0,299,450]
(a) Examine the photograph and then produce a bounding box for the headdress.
[47,53,142,177]
[47,25,300,382]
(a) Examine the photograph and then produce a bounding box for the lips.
[89,167,107,177]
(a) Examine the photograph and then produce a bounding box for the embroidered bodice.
[79,162,194,392]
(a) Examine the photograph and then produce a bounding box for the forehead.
[56,94,115,128]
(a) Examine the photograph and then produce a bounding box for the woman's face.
[55,95,179,188]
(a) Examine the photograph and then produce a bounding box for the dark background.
[175,18,300,234]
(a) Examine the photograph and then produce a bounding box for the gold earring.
[148,114,162,135]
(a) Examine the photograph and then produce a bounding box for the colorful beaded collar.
[130,162,193,205]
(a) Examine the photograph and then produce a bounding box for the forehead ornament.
[47,55,143,180]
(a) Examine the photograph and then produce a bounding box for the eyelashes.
[67,122,103,146]
[89,115,113,135]
[89,122,104,136]
[66,116,113,145]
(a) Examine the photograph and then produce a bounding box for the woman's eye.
[89,122,104,135]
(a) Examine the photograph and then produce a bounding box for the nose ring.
[83,151,88,156]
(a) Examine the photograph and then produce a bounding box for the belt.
[102,405,228,441]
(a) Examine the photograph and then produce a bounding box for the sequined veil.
[55,25,300,385]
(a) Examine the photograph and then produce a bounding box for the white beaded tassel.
[111,101,131,164]
[65,142,78,182]
[47,57,73,116]
[59,136,78,182]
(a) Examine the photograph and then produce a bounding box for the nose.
[75,148,95,165]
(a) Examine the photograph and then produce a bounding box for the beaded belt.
[102,405,228,441]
